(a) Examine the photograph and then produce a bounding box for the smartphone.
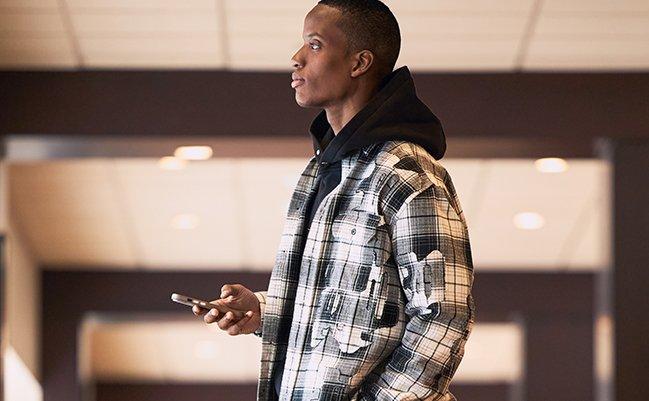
[171,292,244,318]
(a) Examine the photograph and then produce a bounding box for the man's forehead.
[303,5,343,40]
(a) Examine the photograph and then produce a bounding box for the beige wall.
[1,161,42,400]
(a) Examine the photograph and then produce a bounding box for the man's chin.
[295,95,321,109]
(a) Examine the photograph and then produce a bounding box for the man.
[193,1,475,400]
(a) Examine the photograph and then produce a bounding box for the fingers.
[202,308,252,335]
[202,307,243,324]
[192,305,207,316]
[203,308,222,324]
[216,310,240,330]
[193,283,249,328]
[202,309,232,327]
[226,311,254,336]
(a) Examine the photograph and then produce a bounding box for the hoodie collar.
[308,65,446,165]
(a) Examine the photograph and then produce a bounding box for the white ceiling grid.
[1,0,647,70]
[9,158,610,271]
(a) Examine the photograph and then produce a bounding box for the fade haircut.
[317,0,401,82]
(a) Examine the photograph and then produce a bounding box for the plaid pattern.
[253,141,475,401]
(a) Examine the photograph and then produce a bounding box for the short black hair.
[317,0,401,81]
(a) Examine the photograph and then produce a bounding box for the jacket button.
[351,228,356,235]
[316,149,320,155]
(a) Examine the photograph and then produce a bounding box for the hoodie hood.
[308,65,446,164]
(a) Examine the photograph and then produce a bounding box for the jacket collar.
[307,65,446,165]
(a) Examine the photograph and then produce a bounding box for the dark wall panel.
[2,71,648,143]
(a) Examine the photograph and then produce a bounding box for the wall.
[0,161,42,401]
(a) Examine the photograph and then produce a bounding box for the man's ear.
[350,50,375,78]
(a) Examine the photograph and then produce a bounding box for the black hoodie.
[303,65,446,232]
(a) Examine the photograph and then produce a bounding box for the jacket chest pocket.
[331,210,381,245]
[326,210,385,287]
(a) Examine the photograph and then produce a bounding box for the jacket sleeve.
[363,181,475,400]
[252,290,267,338]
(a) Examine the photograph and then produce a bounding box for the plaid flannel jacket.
[253,140,475,401]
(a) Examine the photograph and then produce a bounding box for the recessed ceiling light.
[513,212,545,230]
[534,157,568,173]
[158,156,187,170]
[193,340,217,359]
[171,213,199,230]
[174,146,213,160]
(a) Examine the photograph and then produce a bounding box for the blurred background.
[0,1,648,401]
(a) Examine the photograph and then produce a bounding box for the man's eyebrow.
[304,32,325,40]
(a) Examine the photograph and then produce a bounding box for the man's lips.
[291,79,305,88]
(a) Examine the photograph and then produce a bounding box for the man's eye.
[310,43,321,50]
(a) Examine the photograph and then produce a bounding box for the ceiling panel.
[65,0,217,11]
[79,34,223,68]
[237,158,305,269]
[89,320,168,380]
[534,15,649,36]
[562,162,610,269]
[1,0,647,70]
[79,35,221,53]
[226,10,304,34]
[525,4,649,70]
[470,159,608,270]
[83,315,262,382]
[0,0,58,9]
[0,11,67,32]
[0,37,76,67]
[82,316,520,383]
[8,157,609,271]
[112,159,247,270]
[398,38,520,70]
[82,50,223,68]
[385,0,534,13]
[224,0,309,13]
[0,7,76,67]
[228,35,300,70]
[398,14,530,37]
[525,39,649,70]
[66,1,224,68]
[542,0,649,13]
[70,13,219,34]
[441,160,489,227]
[9,160,136,267]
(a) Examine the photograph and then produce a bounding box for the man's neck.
[325,83,379,135]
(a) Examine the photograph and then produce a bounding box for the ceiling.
[79,314,522,383]
[1,0,648,71]
[7,156,610,271]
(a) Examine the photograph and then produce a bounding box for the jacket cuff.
[252,291,266,337]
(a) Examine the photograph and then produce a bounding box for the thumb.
[221,284,239,298]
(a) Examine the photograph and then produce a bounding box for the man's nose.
[290,47,304,69]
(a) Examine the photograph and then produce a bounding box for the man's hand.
[192,284,261,336]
